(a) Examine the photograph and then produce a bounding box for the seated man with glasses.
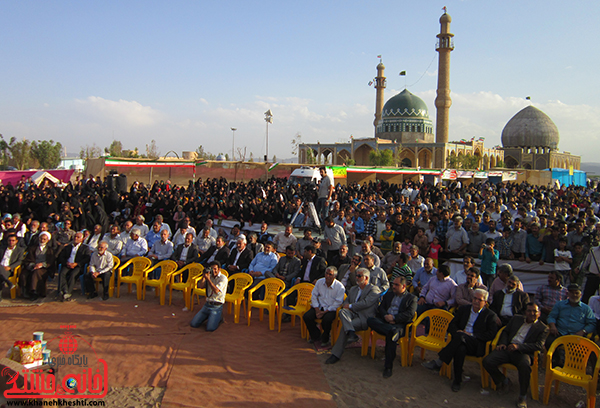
[422,288,499,392]
[325,268,381,364]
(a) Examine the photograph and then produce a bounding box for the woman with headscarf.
[20,231,56,300]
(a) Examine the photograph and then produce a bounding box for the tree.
[346,158,356,165]
[80,143,102,160]
[291,133,302,156]
[446,154,481,170]
[9,137,32,170]
[146,140,160,160]
[195,145,216,160]
[0,135,9,169]
[272,155,277,163]
[248,152,254,162]
[105,140,123,157]
[369,149,394,166]
[31,140,62,169]
[305,148,317,165]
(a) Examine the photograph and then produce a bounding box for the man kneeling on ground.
[190,261,228,332]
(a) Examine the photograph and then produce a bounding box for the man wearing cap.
[545,283,596,350]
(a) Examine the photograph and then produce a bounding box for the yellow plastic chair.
[116,257,152,299]
[8,265,21,299]
[189,269,229,312]
[93,255,120,298]
[224,274,253,323]
[247,278,286,330]
[543,335,600,408]
[169,263,204,307]
[488,327,540,400]
[142,260,178,305]
[370,312,417,366]
[408,309,454,367]
[278,283,314,333]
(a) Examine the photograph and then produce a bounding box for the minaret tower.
[435,10,454,144]
[374,61,386,132]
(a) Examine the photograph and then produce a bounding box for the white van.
[287,166,334,186]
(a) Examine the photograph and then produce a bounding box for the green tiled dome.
[382,89,430,119]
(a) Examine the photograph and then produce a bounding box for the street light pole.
[264,110,273,162]
[231,127,237,161]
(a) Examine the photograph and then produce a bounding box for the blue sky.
[1,1,599,162]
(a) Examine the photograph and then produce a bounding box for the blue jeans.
[190,303,223,332]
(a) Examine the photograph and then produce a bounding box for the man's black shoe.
[451,381,461,392]
[102,294,109,301]
[88,292,98,299]
[383,368,393,378]
[325,355,339,365]
[391,329,401,343]
[346,332,360,344]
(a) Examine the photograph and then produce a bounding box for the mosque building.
[298,12,580,171]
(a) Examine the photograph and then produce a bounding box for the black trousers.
[367,316,406,369]
[303,308,336,342]
[483,349,532,396]
[84,271,111,296]
[438,332,482,383]
[583,274,600,304]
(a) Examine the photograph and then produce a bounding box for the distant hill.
[581,162,600,176]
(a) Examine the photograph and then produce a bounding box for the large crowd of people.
[1,170,600,407]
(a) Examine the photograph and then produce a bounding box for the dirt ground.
[0,283,595,408]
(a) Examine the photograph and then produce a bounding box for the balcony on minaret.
[436,37,454,50]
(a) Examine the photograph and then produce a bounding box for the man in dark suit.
[326,268,381,364]
[490,275,530,326]
[199,236,230,266]
[483,303,548,408]
[226,236,254,274]
[367,275,418,378]
[423,288,499,392]
[0,234,25,300]
[58,231,91,301]
[296,245,327,285]
[171,233,199,269]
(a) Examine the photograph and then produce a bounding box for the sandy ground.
[0,282,596,408]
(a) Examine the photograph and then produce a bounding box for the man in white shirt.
[273,224,297,253]
[84,240,114,300]
[195,227,216,255]
[302,266,345,345]
[190,261,228,332]
[86,224,103,251]
[102,225,124,256]
[120,228,148,262]
[134,215,149,238]
[120,221,134,243]
[148,229,174,271]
